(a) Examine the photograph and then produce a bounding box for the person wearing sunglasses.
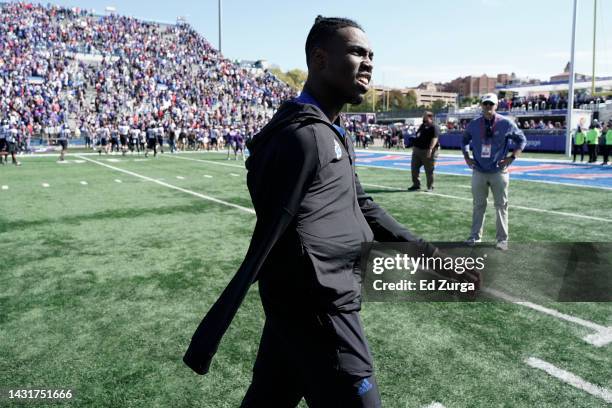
[461,93,527,251]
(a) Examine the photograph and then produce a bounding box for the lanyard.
[480,114,498,142]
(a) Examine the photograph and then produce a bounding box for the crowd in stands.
[496,94,610,112]
[0,2,295,150]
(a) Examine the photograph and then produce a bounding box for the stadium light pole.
[591,0,597,95]
[565,0,578,158]
[218,0,222,54]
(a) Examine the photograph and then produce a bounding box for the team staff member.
[462,93,526,251]
[408,111,440,192]
[184,16,479,407]
[573,126,586,163]
[586,123,600,163]
[602,124,612,165]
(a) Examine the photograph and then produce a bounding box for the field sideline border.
[15,149,612,192]
[162,154,612,224]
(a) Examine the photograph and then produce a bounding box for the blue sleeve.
[462,127,472,153]
[507,122,527,150]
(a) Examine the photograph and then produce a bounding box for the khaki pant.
[411,147,438,189]
[470,169,509,242]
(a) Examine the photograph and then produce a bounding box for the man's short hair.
[305,16,363,67]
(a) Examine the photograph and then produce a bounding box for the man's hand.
[464,157,475,169]
[426,148,433,159]
[498,156,515,169]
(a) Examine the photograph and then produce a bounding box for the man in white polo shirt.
[462,94,527,250]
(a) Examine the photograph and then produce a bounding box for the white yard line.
[166,154,245,169]
[80,181,88,185]
[1,185,8,190]
[42,183,50,188]
[359,182,612,223]
[230,173,240,177]
[485,288,611,347]
[204,174,213,178]
[114,179,122,183]
[525,357,612,403]
[356,163,612,191]
[75,155,255,215]
[78,154,611,348]
[176,176,185,180]
[422,403,446,408]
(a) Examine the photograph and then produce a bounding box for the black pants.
[588,144,597,162]
[572,144,584,162]
[241,308,381,408]
[603,145,610,163]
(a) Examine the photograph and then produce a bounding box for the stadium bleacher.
[0,2,296,146]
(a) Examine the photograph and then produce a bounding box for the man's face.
[319,27,374,105]
[481,101,496,115]
[423,115,433,125]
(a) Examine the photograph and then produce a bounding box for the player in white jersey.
[97,124,110,155]
[129,126,141,154]
[119,122,130,156]
[156,125,165,154]
[0,120,8,164]
[5,123,21,166]
[57,124,70,162]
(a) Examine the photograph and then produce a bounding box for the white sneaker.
[495,240,508,251]
[465,237,481,246]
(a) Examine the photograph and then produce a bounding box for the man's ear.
[310,47,327,71]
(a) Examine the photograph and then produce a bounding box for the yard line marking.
[1,185,8,190]
[74,160,85,163]
[114,179,122,183]
[230,173,240,177]
[485,288,611,347]
[106,158,121,162]
[80,181,88,185]
[162,156,611,223]
[422,403,446,408]
[458,185,471,189]
[356,163,612,191]
[57,160,69,164]
[204,175,213,178]
[133,159,149,162]
[75,155,255,215]
[360,182,612,223]
[165,154,245,169]
[583,329,612,347]
[525,357,612,403]
[91,154,609,345]
[176,176,185,180]
[42,183,50,188]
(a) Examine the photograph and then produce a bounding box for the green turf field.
[1,151,610,407]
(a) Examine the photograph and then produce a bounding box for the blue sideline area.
[356,151,612,190]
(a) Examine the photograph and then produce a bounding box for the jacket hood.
[247,100,332,154]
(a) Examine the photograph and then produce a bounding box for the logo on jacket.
[334,139,342,160]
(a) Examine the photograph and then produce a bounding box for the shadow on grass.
[0,201,237,234]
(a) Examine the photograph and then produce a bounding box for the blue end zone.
[355,151,612,190]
